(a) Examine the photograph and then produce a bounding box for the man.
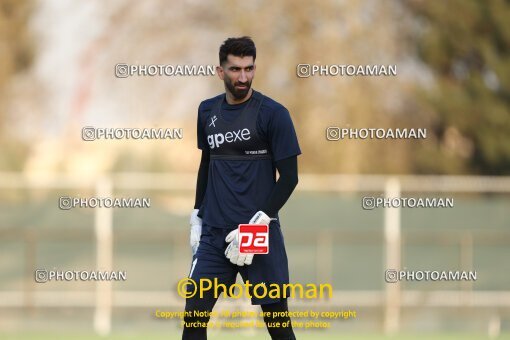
[183,36,300,340]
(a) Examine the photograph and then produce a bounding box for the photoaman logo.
[239,224,269,254]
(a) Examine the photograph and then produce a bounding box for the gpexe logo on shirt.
[239,224,269,254]
[207,128,251,149]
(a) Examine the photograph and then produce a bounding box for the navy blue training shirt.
[196,90,301,229]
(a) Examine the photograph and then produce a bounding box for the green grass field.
[2,332,510,340]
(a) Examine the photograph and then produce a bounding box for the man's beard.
[225,78,252,100]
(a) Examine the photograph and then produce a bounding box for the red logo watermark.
[239,224,269,254]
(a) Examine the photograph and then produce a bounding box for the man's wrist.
[190,209,202,226]
[249,211,272,225]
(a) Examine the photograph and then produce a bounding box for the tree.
[407,0,510,175]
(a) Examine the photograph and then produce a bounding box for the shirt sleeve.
[267,107,301,162]
[194,150,210,209]
[261,155,299,217]
[197,103,208,150]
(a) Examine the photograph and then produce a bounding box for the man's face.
[217,55,256,100]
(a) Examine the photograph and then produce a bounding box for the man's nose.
[239,70,247,83]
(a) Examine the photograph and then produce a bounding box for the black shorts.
[187,221,290,305]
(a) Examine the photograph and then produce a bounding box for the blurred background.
[0,0,509,339]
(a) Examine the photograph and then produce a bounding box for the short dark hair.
[219,36,256,65]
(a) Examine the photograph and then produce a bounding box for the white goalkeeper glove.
[225,211,272,266]
[190,209,202,255]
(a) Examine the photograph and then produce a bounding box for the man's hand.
[190,209,202,255]
[248,211,272,226]
[224,211,271,266]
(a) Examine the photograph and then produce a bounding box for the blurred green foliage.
[0,0,33,170]
[0,1,509,175]
[407,0,510,175]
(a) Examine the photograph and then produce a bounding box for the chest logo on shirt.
[207,128,251,149]
[209,115,217,128]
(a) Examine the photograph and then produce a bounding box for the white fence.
[0,172,509,336]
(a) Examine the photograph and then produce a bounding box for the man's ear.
[216,65,224,80]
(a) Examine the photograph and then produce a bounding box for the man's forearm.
[193,151,210,209]
[261,156,298,217]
